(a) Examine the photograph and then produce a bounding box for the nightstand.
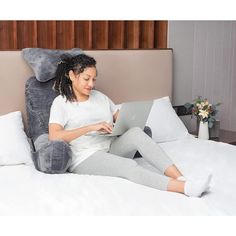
[191,129,236,145]
[210,129,236,145]
[173,105,236,145]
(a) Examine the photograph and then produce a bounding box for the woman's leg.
[73,150,211,197]
[109,127,183,179]
[164,165,183,179]
[72,150,172,191]
[167,179,185,193]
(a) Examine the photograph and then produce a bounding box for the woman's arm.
[49,124,92,143]
[49,121,113,143]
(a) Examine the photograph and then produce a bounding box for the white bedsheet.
[159,137,236,216]
[0,137,235,215]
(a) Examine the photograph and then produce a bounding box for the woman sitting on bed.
[49,53,212,197]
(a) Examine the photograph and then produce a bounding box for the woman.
[49,53,211,197]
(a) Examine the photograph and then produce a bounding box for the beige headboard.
[0,49,173,125]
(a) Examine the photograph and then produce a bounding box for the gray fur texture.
[25,76,72,174]
[22,48,83,82]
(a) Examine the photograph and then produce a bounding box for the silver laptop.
[88,100,153,137]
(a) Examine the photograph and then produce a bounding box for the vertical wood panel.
[125,21,140,49]
[0,20,167,50]
[108,21,125,49]
[74,21,92,49]
[56,21,75,49]
[155,21,168,48]
[37,21,56,49]
[17,21,37,49]
[92,21,109,49]
[140,21,154,48]
[0,21,17,49]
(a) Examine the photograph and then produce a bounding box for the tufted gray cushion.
[22,48,83,82]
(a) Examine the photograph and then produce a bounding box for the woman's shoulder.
[52,94,67,105]
[91,89,108,99]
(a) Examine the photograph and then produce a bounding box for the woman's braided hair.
[53,53,96,102]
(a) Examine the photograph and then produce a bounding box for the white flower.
[197,103,203,109]
[199,110,209,119]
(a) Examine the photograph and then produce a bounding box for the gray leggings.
[72,127,174,190]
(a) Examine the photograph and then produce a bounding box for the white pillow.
[146,96,189,142]
[0,111,32,165]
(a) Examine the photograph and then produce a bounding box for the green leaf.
[184,103,193,109]
[212,104,216,109]
[208,117,215,122]
[208,122,214,128]
[212,110,218,116]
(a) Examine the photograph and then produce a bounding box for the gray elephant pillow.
[22,48,83,82]
[23,48,83,174]
[25,76,73,174]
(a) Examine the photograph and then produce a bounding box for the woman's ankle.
[167,179,185,194]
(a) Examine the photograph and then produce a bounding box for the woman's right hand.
[89,122,113,134]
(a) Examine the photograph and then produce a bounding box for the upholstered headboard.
[0,49,173,126]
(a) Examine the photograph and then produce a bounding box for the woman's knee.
[124,127,147,145]
[126,127,143,136]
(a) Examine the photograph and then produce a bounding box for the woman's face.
[69,67,97,98]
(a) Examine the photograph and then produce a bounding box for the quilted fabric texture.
[22,48,83,82]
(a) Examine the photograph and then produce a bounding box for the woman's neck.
[74,92,89,102]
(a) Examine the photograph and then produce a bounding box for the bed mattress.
[0,137,235,215]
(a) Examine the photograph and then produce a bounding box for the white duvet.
[0,137,235,215]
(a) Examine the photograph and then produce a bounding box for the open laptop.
[88,100,153,136]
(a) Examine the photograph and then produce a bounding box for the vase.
[198,121,209,140]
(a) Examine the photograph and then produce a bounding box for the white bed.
[0,49,236,216]
[1,135,236,216]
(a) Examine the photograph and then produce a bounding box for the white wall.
[168,21,236,132]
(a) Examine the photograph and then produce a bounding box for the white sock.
[177,176,187,181]
[184,174,212,197]
[178,175,211,191]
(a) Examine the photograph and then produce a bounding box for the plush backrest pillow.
[22,48,83,82]
[25,77,59,141]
